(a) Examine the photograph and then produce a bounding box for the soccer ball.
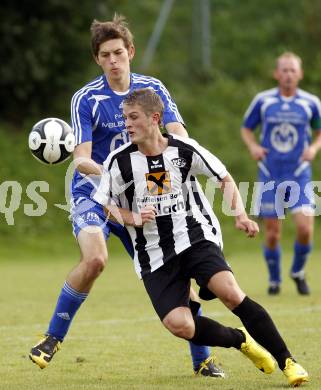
[28,118,75,165]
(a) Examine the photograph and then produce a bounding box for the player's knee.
[163,314,194,339]
[83,253,107,279]
[265,230,281,247]
[220,288,244,310]
[297,224,313,242]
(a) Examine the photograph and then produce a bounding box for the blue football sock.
[263,245,281,284]
[291,241,312,275]
[47,281,88,341]
[189,305,210,370]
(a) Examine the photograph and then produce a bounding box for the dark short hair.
[90,14,134,57]
[123,88,164,122]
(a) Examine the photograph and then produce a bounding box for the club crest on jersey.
[171,157,187,168]
[270,123,298,153]
[145,171,171,195]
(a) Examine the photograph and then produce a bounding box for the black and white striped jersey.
[94,134,228,279]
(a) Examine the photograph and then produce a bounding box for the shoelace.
[199,356,217,370]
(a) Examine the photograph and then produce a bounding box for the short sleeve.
[153,78,185,126]
[310,97,321,130]
[71,93,93,146]
[243,94,262,130]
[188,138,227,181]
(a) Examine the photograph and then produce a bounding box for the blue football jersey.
[243,88,321,176]
[70,73,184,195]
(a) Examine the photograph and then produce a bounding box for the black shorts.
[142,240,232,320]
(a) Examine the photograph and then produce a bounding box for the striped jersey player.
[94,88,309,387]
[94,133,226,278]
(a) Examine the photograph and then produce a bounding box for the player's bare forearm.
[74,160,103,176]
[105,205,156,227]
[73,142,103,176]
[241,127,256,150]
[241,127,268,160]
[165,122,188,138]
[220,173,246,216]
[313,129,321,151]
[302,130,321,161]
[220,173,259,237]
[105,205,137,226]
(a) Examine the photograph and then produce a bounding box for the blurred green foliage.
[1,1,92,124]
[1,0,321,244]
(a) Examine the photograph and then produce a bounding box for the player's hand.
[235,213,259,238]
[141,205,156,224]
[249,144,268,161]
[301,145,316,162]
[134,205,156,226]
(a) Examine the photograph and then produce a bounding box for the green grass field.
[1,238,320,390]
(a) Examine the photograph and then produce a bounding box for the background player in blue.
[241,52,321,295]
[29,14,223,377]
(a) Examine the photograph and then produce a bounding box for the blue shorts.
[255,162,315,218]
[70,194,134,258]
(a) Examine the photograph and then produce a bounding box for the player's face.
[123,104,158,145]
[95,39,134,84]
[274,57,303,94]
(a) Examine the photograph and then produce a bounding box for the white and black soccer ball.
[28,118,75,165]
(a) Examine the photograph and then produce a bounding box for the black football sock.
[189,299,201,316]
[232,296,291,370]
[189,315,245,349]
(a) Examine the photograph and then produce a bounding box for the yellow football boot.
[283,358,308,387]
[238,327,276,374]
[29,335,61,369]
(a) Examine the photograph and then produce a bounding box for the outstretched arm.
[220,173,259,238]
[73,141,103,175]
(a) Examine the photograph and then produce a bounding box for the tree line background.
[1,0,321,248]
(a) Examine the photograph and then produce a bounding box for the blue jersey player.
[29,14,223,377]
[241,52,321,295]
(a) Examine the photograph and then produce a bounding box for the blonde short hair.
[276,52,302,69]
[123,88,164,123]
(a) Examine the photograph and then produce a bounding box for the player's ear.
[128,45,135,62]
[152,112,161,125]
